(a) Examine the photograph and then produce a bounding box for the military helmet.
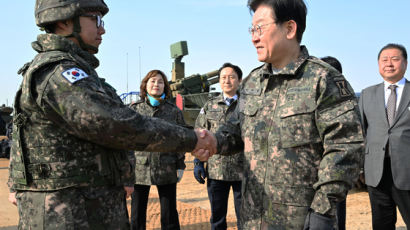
[35,0,109,27]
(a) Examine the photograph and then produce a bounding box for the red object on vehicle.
[176,93,184,111]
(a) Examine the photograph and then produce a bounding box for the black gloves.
[193,158,206,184]
[303,210,335,230]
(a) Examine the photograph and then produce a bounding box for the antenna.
[139,46,142,86]
[126,52,129,104]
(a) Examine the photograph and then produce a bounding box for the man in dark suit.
[359,43,410,230]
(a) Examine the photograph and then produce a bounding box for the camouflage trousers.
[16,186,129,230]
[240,203,309,230]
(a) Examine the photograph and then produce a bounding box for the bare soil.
[0,157,406,229]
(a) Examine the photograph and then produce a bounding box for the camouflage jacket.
[215,46,364,228]
[129,100,186,185]
[8,34,197,192]
[195,93,244,181]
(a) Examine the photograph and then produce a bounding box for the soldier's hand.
[193,158,206,184]
[303,210,334,230]
[192,129,217,161]
[123,186,134,199]
[8,192,17,206]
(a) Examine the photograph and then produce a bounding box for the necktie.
[387,85,398,126]
[226,98,234,106]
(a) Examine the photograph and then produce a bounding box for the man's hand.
[8,192,16,206]
[192,129,217,161]
[193,158,207,184]
[303,210,335,230]
[124,186,134,199]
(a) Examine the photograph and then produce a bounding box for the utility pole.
[139,46,142,88]
[126,52,129,104]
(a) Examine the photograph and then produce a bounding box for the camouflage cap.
[35,0,109,27]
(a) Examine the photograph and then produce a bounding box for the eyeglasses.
[248,22,275,37]
[82,14,104,28]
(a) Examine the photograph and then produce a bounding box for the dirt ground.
[0,156,407,229]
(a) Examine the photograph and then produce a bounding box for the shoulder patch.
[61,67,89,84]
[335,80,352,97]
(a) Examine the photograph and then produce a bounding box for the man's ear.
[285,20,297,40]
[55,20,73,35]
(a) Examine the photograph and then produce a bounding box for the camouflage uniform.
[130,100,186,185]
[215,46,364,229]
[195,93,244,181]
[129,99,186,229]
[8,33,197,229]
[196,93,244,229]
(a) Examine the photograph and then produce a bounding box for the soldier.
[320,56,346,230]
[8,0,213,229]
[194,63,244,230]
[129,70,186,230]
[193,0,364,229]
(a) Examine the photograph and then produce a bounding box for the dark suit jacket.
[359,79,410,190]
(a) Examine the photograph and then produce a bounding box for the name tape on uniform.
[62,67,89,84]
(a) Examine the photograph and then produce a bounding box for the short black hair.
[321,56,343,73]
[378,43,407,61]
[248,0,307,43]
[218,63,243,80]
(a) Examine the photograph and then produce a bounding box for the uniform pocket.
[207,110,223,131]
[268,184,315,206]
[279,107,321,148]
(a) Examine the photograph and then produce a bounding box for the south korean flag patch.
[62,67,89,84]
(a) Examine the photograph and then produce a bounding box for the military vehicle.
[0,104,12,135]
[119,41,219,126]
[0,105,12,158]
[0,104,12,125]
[169,41,219,126]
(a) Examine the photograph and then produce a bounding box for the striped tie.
[226,98,234,106]
[387,85,398,126]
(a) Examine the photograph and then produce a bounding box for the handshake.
[192,129,218,161]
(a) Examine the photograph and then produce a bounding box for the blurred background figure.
[321,56,346,230]
[129,70,186,230]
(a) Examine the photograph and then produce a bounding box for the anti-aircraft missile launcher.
[169,41,219,126]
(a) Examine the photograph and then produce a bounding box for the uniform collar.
[223,94,238,101]
[32,33,100,69]
[261,45,309,76]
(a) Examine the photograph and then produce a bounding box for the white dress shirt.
[384,77,406,111]
[223,94,238,106]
